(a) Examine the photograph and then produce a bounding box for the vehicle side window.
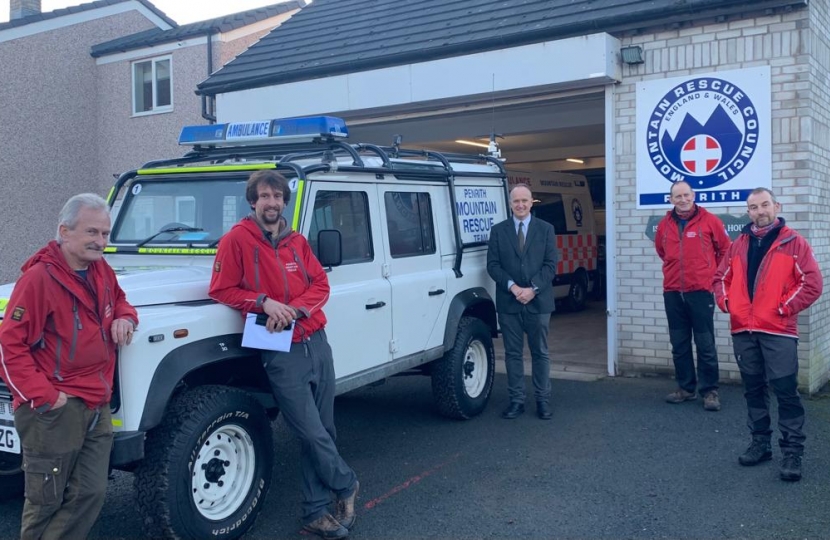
[384,192,436,258]
[532,194,567,234]
[309,191,373,265]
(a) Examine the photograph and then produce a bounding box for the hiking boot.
[303,513,349,539]
[738,438,772,466]
[665,388,697,404]
[334,480,359,530]
[779,454,802,482]
[703,391,721,411]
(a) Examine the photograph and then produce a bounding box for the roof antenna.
[487,73,503,160]
[391,134,402,158]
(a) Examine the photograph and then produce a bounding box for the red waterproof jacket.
[0,242,138,411]
[713,221,822,337]
[209,216,329,342]
[655,205,731,292]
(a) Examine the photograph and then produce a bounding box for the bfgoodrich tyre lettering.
[134,386,273,540]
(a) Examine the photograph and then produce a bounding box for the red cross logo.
[681,135,722,174]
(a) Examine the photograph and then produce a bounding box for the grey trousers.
[15,398,112,540]
[733,332,805,455]
[262,329,357,524]
[499,309,552,404]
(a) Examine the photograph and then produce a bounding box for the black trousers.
[262,329,358,524]
[663,291,719,395]
[732,332,805,455]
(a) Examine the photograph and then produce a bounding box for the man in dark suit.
[487,183,558,420]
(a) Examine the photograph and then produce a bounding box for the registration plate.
[0,401,19,455]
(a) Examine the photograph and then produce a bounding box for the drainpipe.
[201,28,216,123]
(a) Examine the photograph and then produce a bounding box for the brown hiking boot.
[303,513,349,539]
[334,480,359,530]
[665,388,697,404]
[703,391,721,411]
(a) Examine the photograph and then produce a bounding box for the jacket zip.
[254,247,261,290]
[70,297,80,362]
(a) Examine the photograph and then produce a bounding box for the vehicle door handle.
[365,301,386,310]
[428,289,445,296]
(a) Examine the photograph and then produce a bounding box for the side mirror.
[317,229,342,267]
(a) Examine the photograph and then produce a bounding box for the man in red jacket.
[209,170,358,539]
[655,181,731,410]
[714,188,822,482]
[0,193,137,540]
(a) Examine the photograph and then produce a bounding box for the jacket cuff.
[255,293,268,308]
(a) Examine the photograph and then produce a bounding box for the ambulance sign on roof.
[454,186,505,243]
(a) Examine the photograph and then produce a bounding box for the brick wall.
[805,0,830,392]
[613,4,830,391]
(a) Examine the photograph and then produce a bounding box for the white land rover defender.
[0,116,509,539]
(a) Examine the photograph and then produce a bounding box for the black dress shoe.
[536,401,552,420]
[501,402,525,419]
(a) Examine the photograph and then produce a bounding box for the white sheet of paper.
[241,313,293,352]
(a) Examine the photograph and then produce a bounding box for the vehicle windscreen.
[110,175,297,246]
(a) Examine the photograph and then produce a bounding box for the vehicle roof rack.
[112,116,509,277]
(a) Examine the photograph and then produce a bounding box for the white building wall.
[613,4,829,391]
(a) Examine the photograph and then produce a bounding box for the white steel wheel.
[431,316,495,419]
[191,424,257,521]
[462,339,488,399]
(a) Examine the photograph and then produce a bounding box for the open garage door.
[346,91,609,380]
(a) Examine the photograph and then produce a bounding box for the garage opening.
[346,91,609,379]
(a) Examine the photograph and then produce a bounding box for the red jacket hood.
[21,241,70,274]
[234,215,299,246]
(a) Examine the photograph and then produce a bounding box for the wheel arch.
[442,288,497,351]
[137,334,274,432]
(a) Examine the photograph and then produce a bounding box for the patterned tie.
[518,221,525,253]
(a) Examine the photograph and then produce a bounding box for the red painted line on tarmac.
[362,452,462,511]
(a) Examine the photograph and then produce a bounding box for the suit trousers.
[663,291,720,395]
[262,329,358,524]
[499,308,552,404]
[16,398,112,540]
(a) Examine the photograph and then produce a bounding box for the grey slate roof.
[196,0,807,96]
[0,0,177,32]
[91,0,306,58]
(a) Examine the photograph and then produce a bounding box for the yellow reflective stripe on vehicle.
[292,179,305,230]
[103,247,215,255]
[0,298,8,315]
[111,418,123,427]
[137,163,277,175]
[138,247,217,255]
[106,187,115,204]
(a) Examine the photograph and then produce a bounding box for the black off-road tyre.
[566,270,589,312]
[134,386,273,540]
[431,317,495,419]
[0,453,23,501]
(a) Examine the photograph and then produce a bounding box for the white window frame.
[131,55,173,116]
[175,196,196,226]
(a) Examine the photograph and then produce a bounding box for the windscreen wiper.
[136,227,204,248]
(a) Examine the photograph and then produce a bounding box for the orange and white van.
[506,170,598,310]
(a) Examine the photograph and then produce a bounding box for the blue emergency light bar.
[178,116,349,146]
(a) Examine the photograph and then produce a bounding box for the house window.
[132,56,172,115]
